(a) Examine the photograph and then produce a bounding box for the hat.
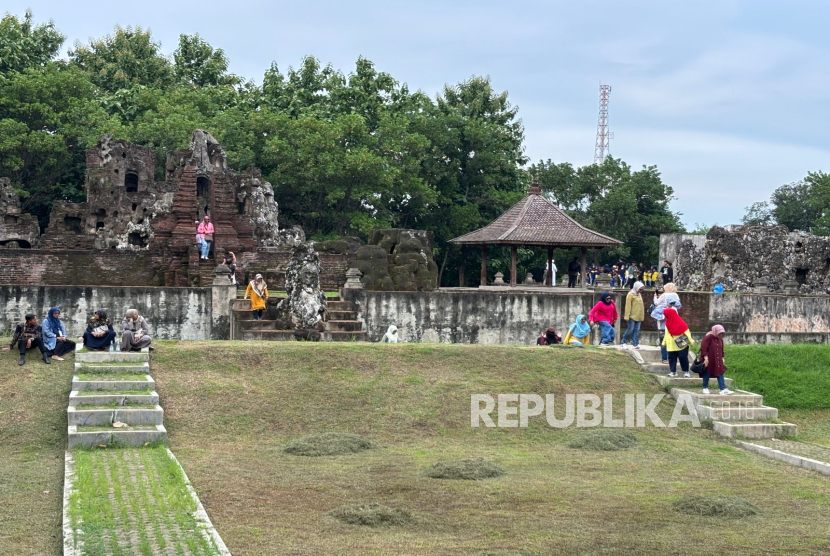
[255,273,263,280]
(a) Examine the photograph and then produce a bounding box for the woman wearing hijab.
[83,309,116,350]
[381,325,399,343]
[244,274,269,320]
[651,283,682,363]
[564,315,591,346]
[589,292,618,345]
[661,308,695,378]
[699,324,732,394]
[122,309,153,352]
[621,281,645,349]
[536,327,561,346]
[42,307,75,360]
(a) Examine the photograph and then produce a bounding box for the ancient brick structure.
[0,130,352,288]
[352,229,438,291]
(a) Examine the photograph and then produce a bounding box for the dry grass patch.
[329,503,413,526]
[672,494,759,519]
[283,432,375,457]
[425,458,505,480]
[567,429,638,451]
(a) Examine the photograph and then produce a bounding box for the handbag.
[673,333,690,349]
[691,355,706,375]
[203,234,214,242]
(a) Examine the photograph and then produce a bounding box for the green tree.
[69,26,173,92]
[0,10,64,76]
[173,34,240,87]
[741,201,774,226]
[805,172,830,234]
[770,180,821,232]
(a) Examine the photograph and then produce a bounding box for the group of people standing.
[538,281,732,395]
[4,307,153,366]
[554,258,674,289]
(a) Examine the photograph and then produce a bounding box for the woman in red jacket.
[699,324,733,395]
[589,291,618,345]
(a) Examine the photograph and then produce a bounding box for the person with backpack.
[699,324,733,394]
[661,307,694,378]
[589,292,618,345]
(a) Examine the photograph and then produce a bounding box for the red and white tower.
[594,83,612,164]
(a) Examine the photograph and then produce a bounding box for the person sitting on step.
[122,309,154,352]
[42,306,75,360]
[563,315,591,346]
[83,309,116,351]
[2,313,51,366]
[196,215,214,260]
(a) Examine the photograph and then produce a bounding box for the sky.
[7,0,830,228]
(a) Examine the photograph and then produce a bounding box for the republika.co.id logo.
[471,393,701,428]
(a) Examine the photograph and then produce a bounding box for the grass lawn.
[725,344,830,445]
[150,342,830,556]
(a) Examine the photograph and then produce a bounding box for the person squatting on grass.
[42,307,75,360]
[563,315,591,346]
[536,327,561,346]
[3,313,51,366]
[122,309,154,352]
[662,308,695,378]
[699,324,733,395]
[245,273,269,320]
[621,281,645,348]
[651,283,682,363]
[589,292,618,345]
[83,309,116,350]
[381,325,399,343]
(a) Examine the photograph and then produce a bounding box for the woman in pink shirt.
[196,215,215,259]
[589,291,618,345]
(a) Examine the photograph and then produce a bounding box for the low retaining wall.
[343,289,830,345]
[0,285,234,340]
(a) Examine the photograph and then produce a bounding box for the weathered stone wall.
[0,250,159,286]
[0,177,40,248]
[0,286,219,340]
[353,229,438,291]
[343,289,830,344]
[240,250,353,291]
[666,226,830,293]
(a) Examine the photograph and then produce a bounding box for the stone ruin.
[276,241,327,329]
[0,177,39,248]
[351,229,438,291]
[667,225,830,294]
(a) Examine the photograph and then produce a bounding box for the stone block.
[67,405,164,427]
[67,424,167,449]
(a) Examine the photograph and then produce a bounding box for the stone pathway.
[63,346,230,555]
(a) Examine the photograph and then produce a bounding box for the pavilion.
[449,182,622,288]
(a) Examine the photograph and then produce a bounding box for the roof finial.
[528,176,542,195]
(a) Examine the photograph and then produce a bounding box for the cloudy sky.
[8,0,830,228]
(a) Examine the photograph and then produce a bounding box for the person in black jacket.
[2,313,51,366]
[567,257,581,288]
[660,261,674,285]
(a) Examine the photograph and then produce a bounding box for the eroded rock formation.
[278,241,327,329]
[0,178,40,248]
[352,229,438,291]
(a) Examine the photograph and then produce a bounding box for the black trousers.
[50,339,76,357]
[668,347,690,375]
[17,337,46,355]
[662,275,672,285]
[568,274,577,288]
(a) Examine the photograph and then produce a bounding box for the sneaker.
[633,345,640,350]
[702,388,710,394]
[720,389,733,395]
[661,360,668,364]
[667,372,677,377]
[683,372,690,378]
[620,342,628,347]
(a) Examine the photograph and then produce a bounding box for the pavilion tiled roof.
[450,189,621,247]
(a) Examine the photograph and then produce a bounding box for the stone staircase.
[232,294,367,342]
[67,346,167,449]
[628,346,797,440]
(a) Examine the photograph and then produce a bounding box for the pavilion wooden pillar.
[510,245,518,286]
[547,247,554,287]
[580,247,588,288]
[480,245,488,286]
[459,253,466,288]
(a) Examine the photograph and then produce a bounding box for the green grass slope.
[150,342,830,556]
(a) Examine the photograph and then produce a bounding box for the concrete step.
[68,424,167,449]
[242,330,368,342]
[67,404,164,427]
[327,310,356,320]
[643,363,670,375]
[326,301,353,311]
[76,346,149,364]
[324,320,363,332]
[72,374,155,391]
[670,387,763,407]
[632,347,665,363]
[327,294,341,301]
[240,319,279,330]
[69,390,158,407]
[698,404,779,421]
[655,375,734,388]
[75,362,150,374]
[232,308,255,320]
[713,421,798,440]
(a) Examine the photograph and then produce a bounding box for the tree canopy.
[742,171,830,235]
[2,11,696,285]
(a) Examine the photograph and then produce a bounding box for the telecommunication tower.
[593,83,612,164]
